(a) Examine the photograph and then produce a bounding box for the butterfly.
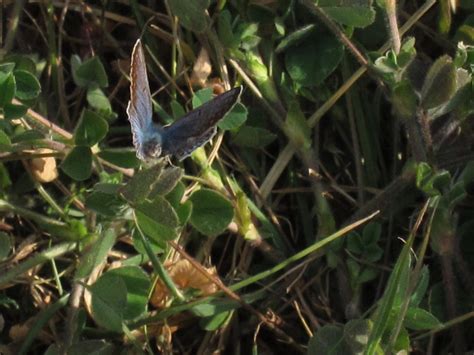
[126,39,242,162]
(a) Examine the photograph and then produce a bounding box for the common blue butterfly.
[126,39,242,162]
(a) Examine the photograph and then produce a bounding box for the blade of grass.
[18,294,70,355]
[0,242,77,286]
[133,211,184,301]
[366,200,430,354]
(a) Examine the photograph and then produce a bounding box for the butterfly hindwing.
[126,39,153,160]
[161,86,242,160]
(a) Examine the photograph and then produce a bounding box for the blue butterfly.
[126,39,242,162]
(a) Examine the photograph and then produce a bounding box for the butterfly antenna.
[139,16,156,41]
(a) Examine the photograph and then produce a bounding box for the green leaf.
[189,189,234,236]
[404,307,441,330]
[192,88,213,108]
[410,266,430,307]
[4,55,35,73]
[176,201,192,225]
[90,275,127,332]
[343,319,371,353]
[319,2,376,28]
[4,103,27,120]
[217,10,239,49]
[191,298,240,317]
[0,130,12,147]
[168,0,210,33]
[132,228,164,255]
[86,186,127,217]
[72,55,108,89]
[420,55,457,110]
[218,103,248,130]
[0,62,15,74]
[87,87,112,113]
[416,163,451,196]
[0,232,12,261]
[75,229,117,279]
[392,80,418,120]
[170,100,185,119]
[149,166,184,198]
[86,191,127,217]
[97,149,139,169]
[166,181,185,208]
[276,24,317,53]
[366,234,413,353]
[199,311,232,331]
[231,126,277,148]
[285,34,344,86]
[362,222,382,245]
[74,109,109,147]
[61,146,92,181]
[14,70,41,101]
[307,325,349,354]
[135,197,179,243]
[0,72,16,108]
[283,101,311,149]
[120,164,163,204]
[105,266,151,320]
[11,129,43,143]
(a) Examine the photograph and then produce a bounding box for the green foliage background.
[0,0,474,354]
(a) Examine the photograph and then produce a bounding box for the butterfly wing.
[126,39,154,160]
[161,86,242,160]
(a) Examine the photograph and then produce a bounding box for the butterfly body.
[127,39,242,162]
[140,127,163,161]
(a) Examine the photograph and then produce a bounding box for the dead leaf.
[30,149,58,183]
[190,48,212,88]
[9,321,31,341]
[151,259,218,308]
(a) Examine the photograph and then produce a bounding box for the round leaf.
[60,146,92,181]
[420,55,457,110]
[404,307,442,330]
[74,109,109,147]
[0,72,16,108]
[73,56,108,88]
[90,275,127,332]
[135,197,179,242]
[320,4,376,28]
[168,0,210,33]
[97,150,139,169]
[231,126,277,148]
[4,103,27,120]
[105,266,151,320]
[189,189,234,236]
[87,87,112,112]
[285,34,343,86]
[218,103,248,130]
[14,70,41,100]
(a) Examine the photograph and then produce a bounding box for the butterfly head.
[140,133,163,161]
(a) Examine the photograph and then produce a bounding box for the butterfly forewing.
[126,39,153,160]
[161,86,242,160]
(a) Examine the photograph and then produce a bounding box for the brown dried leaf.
[30,149,58,183]
[190,48,212,88]
[150,259,219,308]
[9,321,31,342]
